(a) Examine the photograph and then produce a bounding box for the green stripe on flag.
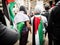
[17,22,25,38]
[9,2,16,22]
[38,20,43,45]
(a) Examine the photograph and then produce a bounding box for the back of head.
[44,3,50,10]
[19,6,27,14]
[34,6,41,15]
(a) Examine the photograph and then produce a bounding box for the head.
[34,7,41,15]
[44,3,50,10]
[19,6,27,14]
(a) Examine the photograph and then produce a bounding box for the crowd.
[0,0,60,45]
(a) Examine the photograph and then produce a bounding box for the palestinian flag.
[33,16,43,45]
[9,2,16,22]
[2,0,15,24]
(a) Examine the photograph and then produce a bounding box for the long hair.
[19,6,27,14]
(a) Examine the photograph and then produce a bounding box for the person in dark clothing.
[49,0,53,7]
[55,0,60,4]
[0,10,6,25]
[43,3,50,21]
[48,1,60,45]
[41,3,50,37]
[0,22,18,45]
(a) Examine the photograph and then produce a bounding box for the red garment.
[6,0,15,4]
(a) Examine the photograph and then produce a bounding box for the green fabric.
[9,2,15,22]
[17,22,25,38]
[17,22,25,32]
[38,20,43,45]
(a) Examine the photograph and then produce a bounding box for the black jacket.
[48,1,60,40]
[42,10,49,21]
[0,22,18,45]
[0,10,6,25]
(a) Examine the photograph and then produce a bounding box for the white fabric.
[14,11,29,25]
[40,15,47,24]
[40,15,47,33]
[35,30,40,45]
[13,11,29,29]
[35,1,45,12]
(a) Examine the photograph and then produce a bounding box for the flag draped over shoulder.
[33,16,43,45]
[6,0,15,23]
[17,22,25,38]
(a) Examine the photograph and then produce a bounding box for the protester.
[41,3,50,37]
[14,5,31,45]
[31,7,48,45]
[48,1,60,45]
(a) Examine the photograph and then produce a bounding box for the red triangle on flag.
[6,0,15,4]
[33,16,41,34]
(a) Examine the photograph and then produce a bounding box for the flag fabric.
[33,16,43,45]
[6,0,15,4]
[2,0,15,24]
[9,2,16,22]
[17,22,25,38]
[38,20,43,45]
[17,22,25,33]
[6,0,15,23]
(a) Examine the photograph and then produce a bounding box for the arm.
[26,20,31,32]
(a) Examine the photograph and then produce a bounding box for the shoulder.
[41,15,47,19]
[49,6,57,13]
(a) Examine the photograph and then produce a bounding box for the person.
[41,3,50,37]
[49,0,53,7]
[13,6,31,45]
[0,22,18,45]
[0,10,6,25]
[42,3,50,21]
[31,7,48,45]
[48,1,60,45]
[55,0,60,4]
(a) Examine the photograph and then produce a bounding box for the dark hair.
[49,1,53,7]
[19,6,27,14]
[44,4,50,10]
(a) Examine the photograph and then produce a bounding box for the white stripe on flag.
[35,30,40,45]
